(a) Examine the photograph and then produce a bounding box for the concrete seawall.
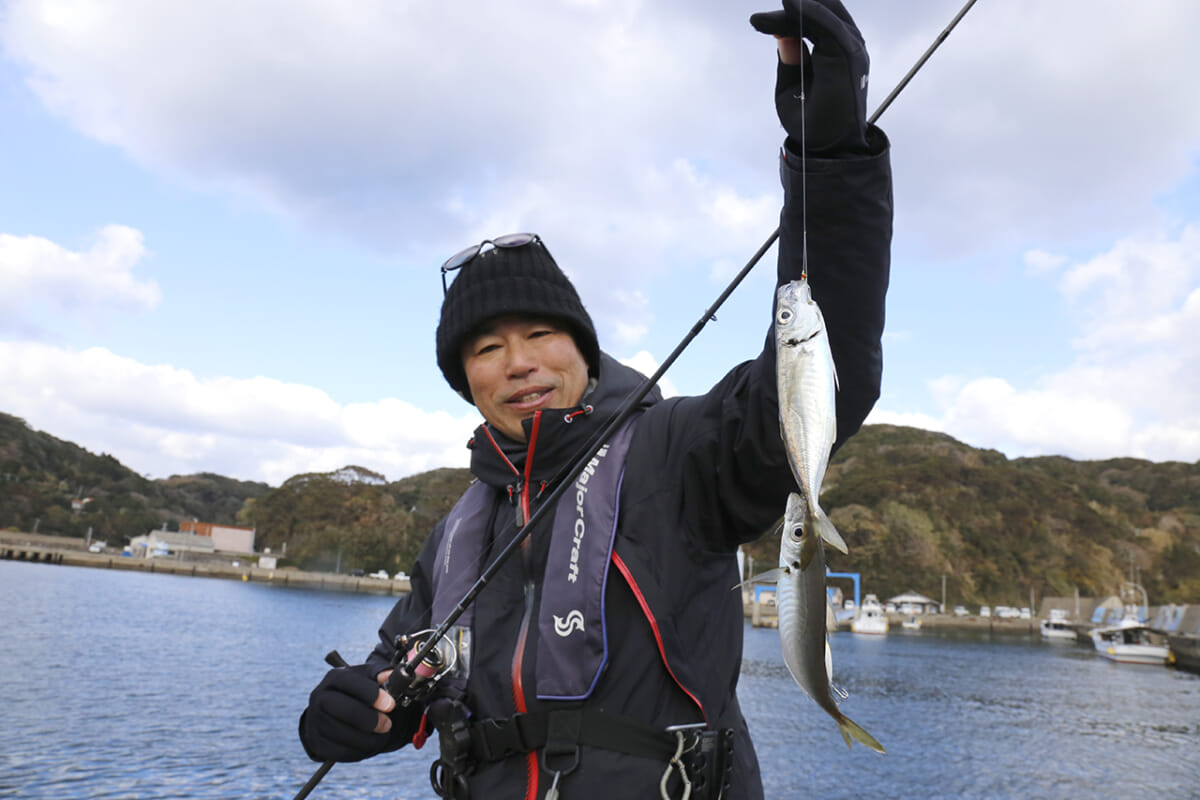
[1,537,411,596]
[744,597,1041,634]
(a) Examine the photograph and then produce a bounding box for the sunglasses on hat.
[440,233,552,294]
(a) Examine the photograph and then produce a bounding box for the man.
[299,1,891,797]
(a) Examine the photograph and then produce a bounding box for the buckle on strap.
[541,711,582,800]
[470,714,539,762]
[470,709,683,764]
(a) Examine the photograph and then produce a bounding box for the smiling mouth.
[507,388,552,406]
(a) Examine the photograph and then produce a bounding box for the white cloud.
[0,341,480,484]
[618,351,679,399]
[1023,249,1067,275]
[0,225,160,334]
[889,224,1200,462]
[876,1,1200,257]
[4,0,1200,473]
[0,0,778,342]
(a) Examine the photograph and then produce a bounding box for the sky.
[2,0,1200,487]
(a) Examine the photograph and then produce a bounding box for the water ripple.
[4,561,1200,799]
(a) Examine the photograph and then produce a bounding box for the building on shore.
[887,591,939,615]
[128,522,256,559]
[179,521,256,554]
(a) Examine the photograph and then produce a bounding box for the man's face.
[461,315,590,442]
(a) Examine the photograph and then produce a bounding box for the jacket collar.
[467,352,662,490]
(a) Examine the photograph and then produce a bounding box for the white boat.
[1090,585,1169,665]
[901,615,922,631]
[851,594,889,635]
[1040,608,1077,640]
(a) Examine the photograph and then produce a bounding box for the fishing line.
[797,3,810,282]
[292,2,980,796]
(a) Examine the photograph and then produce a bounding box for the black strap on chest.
[468,708,678,764]
[461,709,735,800]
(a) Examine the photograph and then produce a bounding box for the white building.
[887,591,940,615]
[129,522,256,558]
[128,530,215,558]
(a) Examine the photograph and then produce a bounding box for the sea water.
[2,560,1198,799]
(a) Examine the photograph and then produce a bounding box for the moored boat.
[851,593,889,635]
[1090,584,1169,666]
[1040,608,1077,641]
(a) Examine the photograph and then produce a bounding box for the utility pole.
[941,574,946,614]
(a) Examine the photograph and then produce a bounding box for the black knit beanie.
[436,240,600,400]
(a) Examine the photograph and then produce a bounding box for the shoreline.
[747,602,1042,635]
[0,534,411,596]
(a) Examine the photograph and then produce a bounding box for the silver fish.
[775,278,847,569]
[773,492,884,752]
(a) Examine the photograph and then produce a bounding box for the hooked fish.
[775,278,847,569]
[770,492,884,753]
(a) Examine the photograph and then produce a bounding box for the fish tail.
[812,508,848,555]
[837,713,886,754]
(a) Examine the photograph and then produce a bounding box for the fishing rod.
[293,2,979,796]
[398,0,983,685]
[294,651,349,800]
[290,231,779,800]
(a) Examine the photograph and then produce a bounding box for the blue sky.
[2,0,1199,485]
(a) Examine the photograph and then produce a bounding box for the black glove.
[750,0,870,155]
[299,664,399,763]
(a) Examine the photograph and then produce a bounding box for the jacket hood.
[467,352,663,490]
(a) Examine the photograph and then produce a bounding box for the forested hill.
[806,424,1200,606]
[0,411,271,540]
[3,411,1198,605]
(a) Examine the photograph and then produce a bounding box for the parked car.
[348,568,365,577]
[368,570,390,580]
[996,606,1021,619]
[979,606,991,617]
[953,605,969,617]
[394,571,409,581]
[1019,607,1032,619]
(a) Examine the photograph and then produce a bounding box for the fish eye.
[776,309,793,324]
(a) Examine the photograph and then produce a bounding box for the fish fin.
[813,510,848,555]
[836,714,886,754]
[734,568,784,591]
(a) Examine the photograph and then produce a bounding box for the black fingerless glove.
[299,664,405,763]
[751,0,870,155]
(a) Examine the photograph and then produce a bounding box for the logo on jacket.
[569,442,610,583]
[553,609,585,637]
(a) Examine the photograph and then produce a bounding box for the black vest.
[431,416,640,701]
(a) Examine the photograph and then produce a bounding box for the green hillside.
[4,411,1198,604]
[0,412,271,541]
[780,424,1200,606]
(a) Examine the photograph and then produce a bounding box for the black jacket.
[363,134,892,799]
